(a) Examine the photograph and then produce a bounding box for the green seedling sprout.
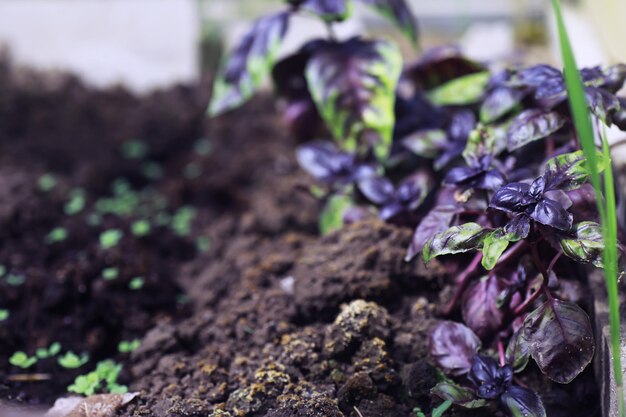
[37,174,57,192]
[9,351,37,369]
[171,206,196,236]
[128,277,144,290]
[68,360,127,396]
[45,227,68,244]
[131,219,151,237]
[36,342,61,359]
[552,1,623,415]
[194,138,213,156]
[183,162,202,179]
[196,236,211,252]
[141,162,164,180]
[64,189,86,215]
[5,274,25,286]
[102,267,119,281]
[121,139,149,159]
[58,351,89,369]
[100,229,123,249]
[118,339,141,353]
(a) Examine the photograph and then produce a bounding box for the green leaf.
[423,223,490,263]
[58,351,89,369]
[481,230,510,270]
[431,382,487,408]
[559,221,604,268]
[506,109,565,152]
[356,0,418,44]
[544,150,605,191]
[9,351,37,369]
[428,72,490,106]
[306,38,403,161]
[522,299,594,384]
[209,11,290,116]
[100,229,123,249]
[319,194,352,235]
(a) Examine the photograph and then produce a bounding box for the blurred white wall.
[0,0,200,93]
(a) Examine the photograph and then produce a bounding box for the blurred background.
[0,0,625,94]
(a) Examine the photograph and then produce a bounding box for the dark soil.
[0,59,601,417]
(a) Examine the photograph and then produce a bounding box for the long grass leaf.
[552,1,623,414]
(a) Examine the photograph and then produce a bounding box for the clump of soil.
[0,58,601,417]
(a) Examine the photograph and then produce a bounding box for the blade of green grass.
[551,1,623,414]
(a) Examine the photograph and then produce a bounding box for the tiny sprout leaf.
[430,321,481,376]
[209,11,290,116]
[481,229,511,270]
[306,38,403,161]
[500,386,546,417]
[58,351,89,369]
[505,330,530,373]
[462,275,506,338]
[356,0,418,43]
[506,110,565,152]
[559,221,604,268]
[431,382,487,408]
[319,194,353,235]
[429,71,491,106]
[522,299,594,383]
[405,205,458,261]
[423,223,490,263]
[462,124,507,168]
[9,351,37,369]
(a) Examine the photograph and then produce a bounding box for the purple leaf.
[468,355,513,400]
[444,166,482,186]
[530,198,573,231]
[504,214,531,240]
[405,205,458,261]
[356,0,418,43]
[508,65,562,88]
[506,110,565,152]
[505,330,530,373]
[430,321,481,376]
[501,386,546,417]
[298,0,350,21]
[585,87,620,124]
[522,299,595,384]
[209,11,291,115]
[358,177,395,205]
[462,275,506,338]
[296,141,376,185]
[448,110,477,142]
[405,46,485,91]
[490,183,534,214]
[480,87,524,123]
[306,38,402,161]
